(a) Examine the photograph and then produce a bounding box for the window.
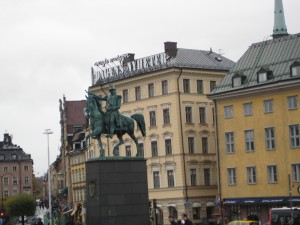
[163,108,170,125]
[183,79,190,93]
[185,106,193,123]
[135,86,141,100]
[13,177,18,185]
[233,77,242,87]
[291,62,300,77]
[3,166,7,172]
[202,137,208,154]
[199,107,206,124]
[149,111,156,127]
[13,166,17,171]
[225,132,235,154]
[13,189,18,196]
[204,168,210,186]
[3,190,8,198]
[3,177,8,185]
[287,96,298,110]
[292,164,300,182]
[210,81,216,92]
[193,207,200,220]
[153,171,160,188]
[11,154,17,159]
[265,127,275,150]
[197,80,203,94]
[224,105,233,118]
[162,80,168,95]
[188,137,195,154]
[190,169,197,186]
[258,72,267,82]
[151,141,158,157]
[125,145,131,157]
[148,83,154,98]
[243,102,253,116]
[165,139,172,155]
[0,155,4,160]
[227,168,236,185]
[122,89,128,103]
[267,165,277,183]
[289,124,300,148]
[264,99,273,113]
[138,143,144,157]
[167,170,174,187]
[24,176,29,184]
[245,130,255,152]
[247,167,256,184]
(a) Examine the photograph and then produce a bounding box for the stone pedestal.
[85,158,149,225]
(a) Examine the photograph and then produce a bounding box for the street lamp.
[44,129,53,225]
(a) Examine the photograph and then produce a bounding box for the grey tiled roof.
[92,48,235,86]
[168,48,235,71]
[210,33,300,95]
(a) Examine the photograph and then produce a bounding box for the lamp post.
[44,129,53,225]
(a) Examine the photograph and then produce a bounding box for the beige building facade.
[87,42,234,224]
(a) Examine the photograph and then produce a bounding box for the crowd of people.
[168,213,193,225]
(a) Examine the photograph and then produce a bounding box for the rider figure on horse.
[96,84,122,138]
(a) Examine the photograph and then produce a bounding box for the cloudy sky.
[0,0,299,175]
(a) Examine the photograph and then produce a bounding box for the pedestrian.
[169,216,177,225]
[36,218,44,225]
[181,213,193,225]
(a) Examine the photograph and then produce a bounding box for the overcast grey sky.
[0,0,299,175]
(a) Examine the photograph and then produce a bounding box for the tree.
[4,193,36,225]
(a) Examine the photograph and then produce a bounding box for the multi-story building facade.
[68,130,86,223]
[209,1,300,223]
[88,42,234,224]
[0,133,33,206]
[57,96,87,209]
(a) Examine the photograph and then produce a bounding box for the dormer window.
[11,154,17,159]
[257,68,273,83]
[232,72,246,87]
[0,155,5,160]
[291,61,300,77]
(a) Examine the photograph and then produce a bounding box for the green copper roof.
[273,0,288,38]
[210,33,300,95]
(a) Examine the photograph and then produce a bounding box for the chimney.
[122,53,135,67]
[164,42,177,58]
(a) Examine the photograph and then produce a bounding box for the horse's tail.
[131,114,146,137]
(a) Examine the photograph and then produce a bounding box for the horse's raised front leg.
[96,137,105,157]
[113,133,124,156]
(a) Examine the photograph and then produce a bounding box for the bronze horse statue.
[85,92,146,157]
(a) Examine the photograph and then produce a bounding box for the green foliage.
[4,193,36,217]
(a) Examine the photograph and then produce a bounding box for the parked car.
[19,215,27,223]
[228,220,259,225]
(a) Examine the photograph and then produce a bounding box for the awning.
[223,197,287,204]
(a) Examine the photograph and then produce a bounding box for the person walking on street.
[169,216,177,225]
[36,218,44,225]
[181,213,193,225]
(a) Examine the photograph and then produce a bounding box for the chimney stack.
[122,53,135,67]
[164,42,177,58]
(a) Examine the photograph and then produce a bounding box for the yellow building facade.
[87,42,235,224]
[210,33,300,223]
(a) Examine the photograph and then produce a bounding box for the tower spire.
[273,0,288,39]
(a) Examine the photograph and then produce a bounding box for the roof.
[92,48,235,86]
[0,133,32,162]
[210,33,300,95]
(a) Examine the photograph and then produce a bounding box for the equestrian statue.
[85,84,146,157]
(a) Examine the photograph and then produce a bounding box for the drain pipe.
[176,68,189,207]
